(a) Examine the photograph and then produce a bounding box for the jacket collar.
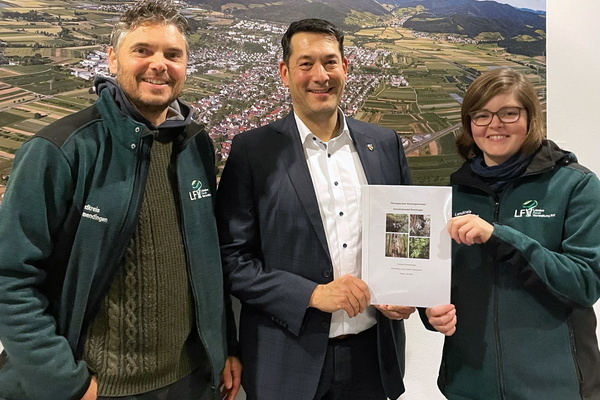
[269,112,387,262]
[94,77,201,150]
[451,139,575,189]
[274,112,384,184]
[346,118,384,184]
[271,114,330,259]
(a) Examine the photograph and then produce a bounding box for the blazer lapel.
[275,114,331,261]
[348,119,384,184]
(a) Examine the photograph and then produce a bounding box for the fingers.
[343,275,370,317]
[374,305,416,320]
[447,215,493,245]
[80,376,97,400]
[426,304,457,336]
[427,303,455,317]
[220,357,242,400]
[221,360,232,391]
[309,275,371,317]
[334,275,369,317]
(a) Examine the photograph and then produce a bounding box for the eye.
[471,111,490,120]
[325,60,339,69]
[298,61,312,70]
[166,51,183,59]
[500,108,520,117]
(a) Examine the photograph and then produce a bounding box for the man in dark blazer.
[216,19,418,400]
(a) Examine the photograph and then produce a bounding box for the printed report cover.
[362,185,452,307]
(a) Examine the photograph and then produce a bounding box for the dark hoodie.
[94,75,193,138]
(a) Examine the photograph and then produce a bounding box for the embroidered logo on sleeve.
[188,179,212,201]
[82,204,108,223]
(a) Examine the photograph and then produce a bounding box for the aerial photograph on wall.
[0,0,546,202]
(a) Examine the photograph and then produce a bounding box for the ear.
[107,46,118,75]
[278,60,289,88]
[342,56,349,76]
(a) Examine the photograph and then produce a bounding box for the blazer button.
[321,322,329,331]
[323,270,332,278]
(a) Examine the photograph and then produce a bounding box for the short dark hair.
[281,18,344,64]
[457,68,545,160]
[110,0,190,52]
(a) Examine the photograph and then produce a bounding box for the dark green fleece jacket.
[0,88,232,400]
[440,140,600,400]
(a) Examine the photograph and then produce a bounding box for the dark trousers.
[98,367,213,400]
[313,325,387,400]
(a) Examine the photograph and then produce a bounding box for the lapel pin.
[367,144,374,151]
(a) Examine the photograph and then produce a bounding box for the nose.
[149,53,168,72]
[488,113,503,128]
[311,63,329,83]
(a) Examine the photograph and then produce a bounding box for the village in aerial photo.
[0,0,546,202]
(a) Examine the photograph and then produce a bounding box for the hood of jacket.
[93,75,194,140]
[450,139,577,190]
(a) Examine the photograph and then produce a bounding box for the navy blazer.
[216,112,411,400]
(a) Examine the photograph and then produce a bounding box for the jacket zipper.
[174,148,218,391]
[77,132,153,355]
[492,199,507,400]
[566,315,585,385]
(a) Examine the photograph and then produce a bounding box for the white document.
[361,185,452,308]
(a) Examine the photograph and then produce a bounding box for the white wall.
[401,1,600,398]
[546,0,600,347]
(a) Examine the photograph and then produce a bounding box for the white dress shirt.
[294,111,377,338]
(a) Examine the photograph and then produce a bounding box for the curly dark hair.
[109,0,190,52]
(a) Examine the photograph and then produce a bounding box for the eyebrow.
[128,42,185,53]
[128,41,151,48]
[296,53,340,61]
[478,105,523,111]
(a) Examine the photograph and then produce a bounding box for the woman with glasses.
[425,68,600,399]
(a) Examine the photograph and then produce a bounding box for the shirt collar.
[295,108,351,148]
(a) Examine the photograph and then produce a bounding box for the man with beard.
[0,1,240,399]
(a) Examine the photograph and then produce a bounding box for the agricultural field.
[353,24,545,184]
[0,62,94,157]
[0,0,546,187]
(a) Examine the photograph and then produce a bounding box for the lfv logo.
[515,200,538,217]
[514,200,555,218]
[188,179,211,201]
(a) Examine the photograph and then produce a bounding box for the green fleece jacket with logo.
[0,89,233,400]
[441,140,600,400]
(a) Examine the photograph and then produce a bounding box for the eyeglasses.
[469,107,525,126]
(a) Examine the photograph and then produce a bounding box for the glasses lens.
[470,111,492,126]
[498,107,521,123]
[470,107,522,126]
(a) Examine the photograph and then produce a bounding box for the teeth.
[145,79,167,85]
[488,135,507,139]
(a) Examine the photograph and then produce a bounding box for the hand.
[309,274,370,317]
[374,305,416,320]
[220,356,242,400]
[447,214,494,245]
[426,304,457,336]
[80,376,97,400]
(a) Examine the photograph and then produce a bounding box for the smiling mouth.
[487,135,509,140]
[142,78,169,85]
[309,88,332,94]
